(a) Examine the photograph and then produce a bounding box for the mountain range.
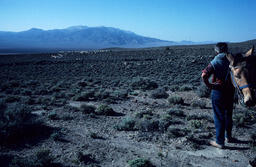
[0,26,214,52]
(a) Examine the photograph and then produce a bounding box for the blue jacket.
[210,53,230,82]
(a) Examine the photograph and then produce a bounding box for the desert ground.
[0,42,256,167]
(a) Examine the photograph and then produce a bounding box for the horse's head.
[226,46,256,107]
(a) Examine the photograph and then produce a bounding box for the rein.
[229,70,245,105]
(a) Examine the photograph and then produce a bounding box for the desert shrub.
[94,90,110,100]
[26,80,40,86]
[77,80,87,87]
[53,92,66,99]
[48,112,58,120]
[166,108,185,117]
[50,131,63,141]
[9,80,20,88]
[23,97,36,105]
[186,134,206,150]
[111,89,129,99]
[250,157,256,167]
[21,89,32,96]
[95,104,115,115]
[89,132,104,139]
[0,99,7,111]
[60,114,73,121]
[77,151,96,165]
[135,110,154,119]
[169,85,179,92]
[95,89,128,101]
[129,91,139,96]
[72,90,95,101]
[0,104,44,144]
[191,100,207,109]
[115,117,137,131]
[233,109,256,127]
[250,133,256,152]
[196,81,210,98]
[5,95,20,103]
[167,95,184,105]
[179,84,193,91]
[10,149,57,167]
[34,149,55,166]
[80,104,96,114]
[167,127,189,138]
[158,117,173,132]
[138,119,159,132]
[0,153,13,167]
[0,82,9,91]
[64,105,79,112]
[190,120,203,129]
[130,77,158,91]
[128,158,154,167]
[186,114,212,122]
[150,88,169,99]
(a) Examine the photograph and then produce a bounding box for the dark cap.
[215,42,228,53]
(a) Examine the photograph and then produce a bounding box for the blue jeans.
[211,90,233,145]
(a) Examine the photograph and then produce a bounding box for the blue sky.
[0,0,256,42]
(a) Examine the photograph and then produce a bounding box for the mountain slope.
[0,26,176,50]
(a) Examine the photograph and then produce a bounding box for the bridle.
[229,64,256,106]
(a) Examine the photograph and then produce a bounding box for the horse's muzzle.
[244,99,254,107]
[245,89,256,107]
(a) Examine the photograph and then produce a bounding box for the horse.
[226,46,256,107]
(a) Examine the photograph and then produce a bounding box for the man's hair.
[215,42,228,53]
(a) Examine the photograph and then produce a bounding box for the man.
[201,42,235,149]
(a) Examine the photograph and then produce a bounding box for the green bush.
[10,149,56,167]
[115,117,136,131]
[80,104,96,114]
[196,81,210,98]
[9,80,20,88]
[111,89,129,99]
[0,104,44,144]
[48,112,58,120]
[150,88,169,99]
[190,120,203,129]
[0,99,6,111]
[135,110,154,119]
[130,77,158,91]
[138,119,159,132]
[5,95,20,103]
[167,95,184,105]
[233,109,255,127]
[166,109,185,117]
[191,100,207,109]
[77,80,87,87]
[168,127,189,138]
[77,151,96,165]
[128,158,154,167]
[169,85,179,92]
[95,104,115,115]
[186,114,212,122]
[64,105,79,112]
[179,84,193,91]
[72,90,95,101]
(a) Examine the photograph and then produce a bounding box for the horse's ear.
[226,53,234,65]
[245,46,254,57]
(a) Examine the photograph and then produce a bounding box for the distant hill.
[0,26,177,52]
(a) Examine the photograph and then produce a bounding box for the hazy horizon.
[1,0,256,42]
